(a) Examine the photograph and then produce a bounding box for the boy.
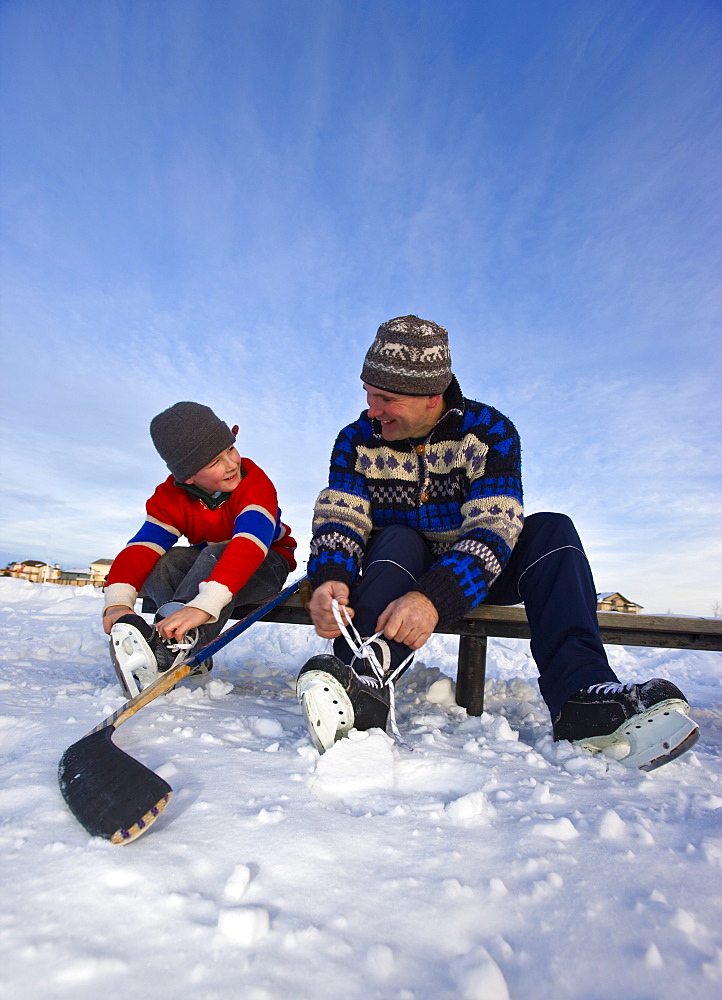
[103,401,296,697]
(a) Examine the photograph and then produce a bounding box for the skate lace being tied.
[161,629,199,667]
[331,599,414,747]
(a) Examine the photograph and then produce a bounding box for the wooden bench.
[183,595,722,716]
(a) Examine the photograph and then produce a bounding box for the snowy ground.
[0,577,721,1000]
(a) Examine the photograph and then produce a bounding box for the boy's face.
[186,446,242,493]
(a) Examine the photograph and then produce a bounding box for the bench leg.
[455,634,487,716]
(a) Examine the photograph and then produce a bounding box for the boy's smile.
[187,446,242,494]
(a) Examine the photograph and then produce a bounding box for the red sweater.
[104,457,296,621]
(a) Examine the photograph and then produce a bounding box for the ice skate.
[109,614,159,699]
[553,678,699,771]
[296,652,391,754]
[154,602,213,679]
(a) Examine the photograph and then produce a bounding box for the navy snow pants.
[334,513,618,720]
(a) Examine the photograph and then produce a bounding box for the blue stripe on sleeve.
[127,520,178,551]
[233,508,275,548]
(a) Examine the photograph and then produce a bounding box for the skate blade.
[574,699,700,771]
[297,670,354,754]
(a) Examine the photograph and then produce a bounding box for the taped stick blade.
[58,727,172,843]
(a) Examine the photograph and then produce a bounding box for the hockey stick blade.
[58,578,303,843]
[59,728,172,844]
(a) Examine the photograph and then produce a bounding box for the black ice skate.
[296,652,391,754]
[111,608,212,699]
[109,614,160,699]
[553,678,699,771]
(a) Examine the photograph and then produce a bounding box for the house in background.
[596,592,643,614]
[56,570,93,587]
[5,560,60,583]
[90,558,113,587]
[5,558,113,588]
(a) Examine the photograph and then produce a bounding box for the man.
[296,315,698,770]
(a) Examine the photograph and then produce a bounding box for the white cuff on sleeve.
[103,582,139,615]
[187,580,234,624]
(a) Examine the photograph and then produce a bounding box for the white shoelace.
[160,629,199,667]
[330,600,415,747]
[586,682,634,695]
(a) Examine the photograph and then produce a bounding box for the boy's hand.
[156,606,212,641]
[376,591,438,650]
[309,580,353,638]
[102,605,133,635]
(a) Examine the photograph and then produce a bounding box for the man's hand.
[376,591,439,650]
[102,605,133,635]
[156,605,212,641]
[309,580,353,638]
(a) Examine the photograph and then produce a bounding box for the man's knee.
[365,526,431,574]
[367,525,427,559]
[363,524,431,586]
[522,512,580,546]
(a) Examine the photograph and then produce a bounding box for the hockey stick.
[58,578,303,845]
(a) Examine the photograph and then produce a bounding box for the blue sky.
[1,0,720,615]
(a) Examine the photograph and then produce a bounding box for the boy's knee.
[201,542,227,561]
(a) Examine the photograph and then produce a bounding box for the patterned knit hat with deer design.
[360,315,453,396]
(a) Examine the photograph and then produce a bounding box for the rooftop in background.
[597,592,643,614]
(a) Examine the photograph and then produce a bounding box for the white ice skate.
[109,616,158,699]
[571,697,699,770]
[296,658,356,753]
[554,679,699,771]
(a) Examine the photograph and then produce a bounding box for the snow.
[1,576,721,999]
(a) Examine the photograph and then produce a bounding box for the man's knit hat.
[150,402,236,482]
[360,315,453,396]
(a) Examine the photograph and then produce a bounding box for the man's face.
[363,384,442,441]
[187,445,242,493]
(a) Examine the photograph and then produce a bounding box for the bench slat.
[141,593,721,718]
[252,596,722,651]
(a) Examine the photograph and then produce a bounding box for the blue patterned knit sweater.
[308,376,524,625]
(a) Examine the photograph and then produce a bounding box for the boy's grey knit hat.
[360,315,453,396]
[150,402,235,482]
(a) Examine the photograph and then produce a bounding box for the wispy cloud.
[1,0,719,616]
